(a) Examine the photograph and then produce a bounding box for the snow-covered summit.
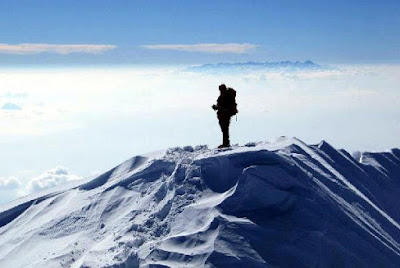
[1,137,400,267]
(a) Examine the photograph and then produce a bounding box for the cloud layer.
[0,167,84,204]
[0,177,21,190]
[2,102,22,110]
[21,166,82,195]
[141,43,257,54]
[0,43,117,55]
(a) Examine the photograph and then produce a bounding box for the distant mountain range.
[187,60,329,73]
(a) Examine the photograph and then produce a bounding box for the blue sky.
[0,0,399,64]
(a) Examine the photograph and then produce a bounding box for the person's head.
[219,84,227,92]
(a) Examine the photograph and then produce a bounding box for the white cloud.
[2,102,22,110]
[141,43,257,54]
[3,92,29,98]
[0,43,117,55]
[0,177,21,190]
[18,166,82,196]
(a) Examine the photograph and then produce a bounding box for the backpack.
[226,87,238,116]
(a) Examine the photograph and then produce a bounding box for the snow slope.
[1,137,400,267]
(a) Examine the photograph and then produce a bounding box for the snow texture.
[1,137,400,267]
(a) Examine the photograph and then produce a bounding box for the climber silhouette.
[212,84,238,148]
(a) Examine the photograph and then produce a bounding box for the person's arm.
[212,96,220,110]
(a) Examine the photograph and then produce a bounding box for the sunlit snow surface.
[1,137,400,267]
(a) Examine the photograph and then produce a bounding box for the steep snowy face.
[1,138,400,268]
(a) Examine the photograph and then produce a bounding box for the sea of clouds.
[0,63,399,204]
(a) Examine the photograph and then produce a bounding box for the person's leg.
[222,118,230,146]
[218,118,224,147]
[219,116,230,147]
[218,118,224,133]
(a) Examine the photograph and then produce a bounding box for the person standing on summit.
[212,84,238,148]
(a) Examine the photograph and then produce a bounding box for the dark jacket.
[216,89,236,118]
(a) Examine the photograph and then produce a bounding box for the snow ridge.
[1,137,400,267]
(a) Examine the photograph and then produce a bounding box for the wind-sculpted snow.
[1,138,400,268]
